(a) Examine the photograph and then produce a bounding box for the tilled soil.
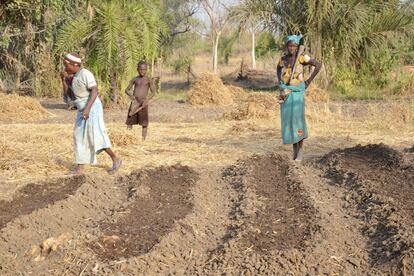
[239,155,318,252]
[0,145,413,275]
[319,144,414,274]
[90,165,197,260]
[0,175,85,229]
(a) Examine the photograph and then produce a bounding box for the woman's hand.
[82,108,90,120]
[60,71,67,81]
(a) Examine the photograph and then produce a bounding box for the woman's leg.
[295,140,304,161]
[142,126,148,141]
[104,148,122,173]
[68,164,85,175]
[292,143,298,160]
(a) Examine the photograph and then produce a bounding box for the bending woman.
[276,35,321,161]
[63,53,122,175]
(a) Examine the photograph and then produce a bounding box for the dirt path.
[0,165,236,275]
[88,166,236,275]
[319,144,414,274]
[298,164,371,273]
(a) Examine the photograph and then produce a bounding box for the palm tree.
[244,0,414,85]
[56,0,167,103]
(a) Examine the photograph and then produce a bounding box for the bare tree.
[230,0,264,70]
[161,0,200,46]
[199,0,232,74]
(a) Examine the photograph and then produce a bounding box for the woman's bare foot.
[127,125,132,130]
[108,158,122,174]
[67,165,84,176]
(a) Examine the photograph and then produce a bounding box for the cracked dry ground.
[0,144,413,275]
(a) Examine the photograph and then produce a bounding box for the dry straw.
[0,93,50,123]
[187,73,234,106]
[224,93,279,120]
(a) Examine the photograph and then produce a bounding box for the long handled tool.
[128,100,144,116]
[279,45,305,104]
[288,45,305,85]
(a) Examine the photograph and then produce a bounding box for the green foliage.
[0,0,86,96]
[166,31,202,78]
[361,48,399,89]
[255,32,277,58]
[218,34,238,64]
[170,56,192,74]
[332,46,405,99]
[55,0,167,102]
[240,0,414,91]
[391,72,414,96]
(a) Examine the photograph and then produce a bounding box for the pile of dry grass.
[108,128,140,147]
[226,85,248,101]
[0,93,50,123]
[223,84,329,121]
[306,85,330,102]
[188,73,234,106]
[224,92,278,120]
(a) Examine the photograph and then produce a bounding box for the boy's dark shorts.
[126,104,149,127]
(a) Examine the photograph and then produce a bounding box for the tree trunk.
[109,70,119,103]
[151,57,155,77]
[157,55,163,93]
[0,78,5,92]
[213,32,221,74]
[187,64,191,85]
[251,31,256,69]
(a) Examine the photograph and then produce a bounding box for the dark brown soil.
[1,146,414,275]
[197,154,320,274]
[404,145,414,153]
[91,165,198,260]
[0,175,85,229]
[319,144,414,273]
[238,154,318,252]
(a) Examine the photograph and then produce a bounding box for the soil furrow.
[319,144,414,274]
[0,175,86,230]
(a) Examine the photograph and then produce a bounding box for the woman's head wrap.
[64,53,82,65]
[285,35,302,45]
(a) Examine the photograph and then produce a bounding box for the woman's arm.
[82,86,98,120]
[276,65,282,84]
[304,59,322,87]
[60,73,69,93]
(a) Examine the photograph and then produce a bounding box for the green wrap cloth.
[279,81,308,144]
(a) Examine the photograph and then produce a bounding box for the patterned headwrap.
[285,35,302,45]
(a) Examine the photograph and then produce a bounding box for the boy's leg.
[142,126,148,141]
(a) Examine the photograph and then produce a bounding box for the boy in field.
[125,61,156,140]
